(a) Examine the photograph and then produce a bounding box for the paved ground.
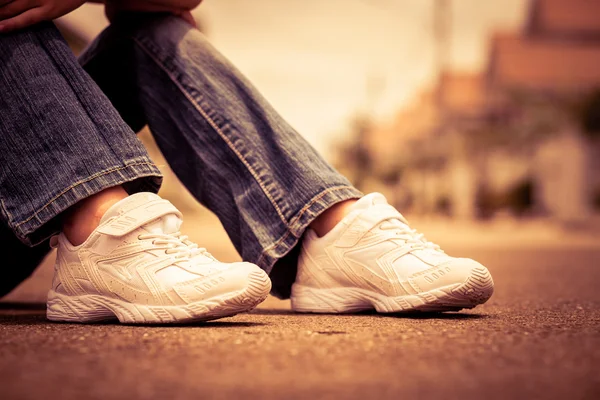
[1,215,599,399]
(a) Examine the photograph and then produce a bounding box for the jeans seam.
[256,185,360,266]
[130,36,289,227]
[13,161,157,229]
[0,197,14,226]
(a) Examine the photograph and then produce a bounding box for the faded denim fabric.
[0,22,162,295]
[0,22,162,244]
[0,15,361,298]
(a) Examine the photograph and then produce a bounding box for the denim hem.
[256,186,363,299]
[256,186,362,298]
[10,162,163,246]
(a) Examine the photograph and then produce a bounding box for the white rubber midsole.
[290,266,494,313]
[47,282,270,324]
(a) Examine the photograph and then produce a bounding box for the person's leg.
[80,14,493,311]
[0,22,162,246]
[0,22,270,321]
[79,13,363,299]
[0,21,161,297]
[0,222,50,298]
[0,186,126,298]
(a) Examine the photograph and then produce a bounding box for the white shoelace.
[138,232,213,260]
[380,219,442,252]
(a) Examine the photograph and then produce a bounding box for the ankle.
[62,186,129,245]
[309,199,358,237]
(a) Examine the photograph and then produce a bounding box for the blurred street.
[2,211,599,400]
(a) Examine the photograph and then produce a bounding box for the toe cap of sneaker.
[409,258,493,294]
[174,262,271,303]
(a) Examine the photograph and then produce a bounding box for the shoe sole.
[290,267,494,313]
[46,270,271,324]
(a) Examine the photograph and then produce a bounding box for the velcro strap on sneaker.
[96,199,182,237]
[336,204,408,247]
[371,204,409,226]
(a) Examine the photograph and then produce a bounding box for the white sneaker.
[46,193,271,323]
[291,193,494,313]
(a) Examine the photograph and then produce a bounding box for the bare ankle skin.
[309,199,358,237]
[62,186,129,246]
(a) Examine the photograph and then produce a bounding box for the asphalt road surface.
[1,247,599,400]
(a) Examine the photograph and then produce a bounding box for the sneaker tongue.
[350,193,410,226]
[349,192,388,212]
[99,192,182,234]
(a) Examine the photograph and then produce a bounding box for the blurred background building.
[344,0,600,226]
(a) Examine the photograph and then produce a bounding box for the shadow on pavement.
[0,314,269,328]
[0,302,46,310]
[250,308,296,316]
[120,321,269,328]
[384,312,488,320]
[0,302,269,328]
[251,308,488,320]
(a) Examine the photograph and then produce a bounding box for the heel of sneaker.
[290,284,374,313]
[46,290,116,323]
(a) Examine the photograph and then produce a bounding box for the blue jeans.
[0,14,361,298]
